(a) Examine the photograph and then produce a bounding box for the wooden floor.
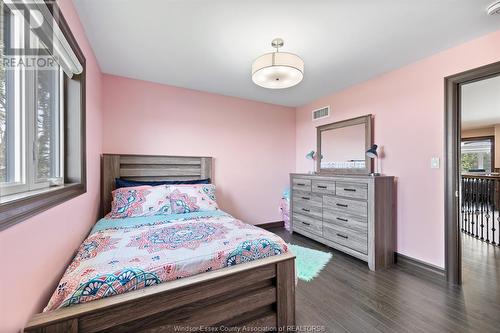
[271,228,500,333]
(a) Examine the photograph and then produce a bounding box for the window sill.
[0,183,86,231]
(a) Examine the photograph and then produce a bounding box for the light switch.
[431,157,440,169]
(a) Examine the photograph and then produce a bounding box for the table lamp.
[366,144,380,176]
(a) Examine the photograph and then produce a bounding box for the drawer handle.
[296,183,306,186]
[336,217,348,222]
[344,188,356,192]
[302,222,311,226]
[317,185,328,189]
[336,203,348,208]
[301,196,310,200]
[336,233,349,239]
[302,208,311,212]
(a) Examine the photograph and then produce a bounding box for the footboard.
[23,253,295,333]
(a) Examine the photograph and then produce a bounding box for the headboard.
[101,154,212,217]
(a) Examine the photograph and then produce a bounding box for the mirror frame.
[316,114,373,175]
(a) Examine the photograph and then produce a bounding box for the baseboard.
[395,253,446,282]
[256,221,284,229]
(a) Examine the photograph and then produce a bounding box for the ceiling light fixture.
[252,38,304,89]
[487,1,500,15]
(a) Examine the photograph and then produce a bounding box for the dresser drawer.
[292,191,322,208]
[323,223,368,254]
[323,196,368,217]
[292,178,312,192]
[312,180,335,195]
[323,210,368,233]
[293,213,322,236]
[336,182,368,200]
[292,200,322,219]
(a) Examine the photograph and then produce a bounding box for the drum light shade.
[252,39,304,89]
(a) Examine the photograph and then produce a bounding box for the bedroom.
[1,0,500,332]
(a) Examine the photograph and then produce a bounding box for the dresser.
[290,173,395,270]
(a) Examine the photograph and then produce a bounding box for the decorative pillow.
[115,178,211,189]
[169,184,218,214]
[106,185,171,219]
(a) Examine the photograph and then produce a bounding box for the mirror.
[317,115,372,175]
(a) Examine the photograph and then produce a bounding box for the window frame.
[0,0,86,230]
[31,62,65,188]
[460,135,495,172]
[1,5,26,195]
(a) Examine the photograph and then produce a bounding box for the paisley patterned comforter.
[45,211,288,311]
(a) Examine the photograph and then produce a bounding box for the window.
[461,137,495,173]
[34,66,63,183]
[1,13,64,195]
[0,0,86,230]
[1,4,23,191]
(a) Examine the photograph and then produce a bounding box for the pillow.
[115,178,211,189]
[106,185,171,219]
[169,184,218,214]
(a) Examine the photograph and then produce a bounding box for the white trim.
[31,0,83,76]
[0,13,28,196]
[58,67,64,179]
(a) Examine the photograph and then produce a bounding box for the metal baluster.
[480,179,485,240]
[472,179,477,237]
[476,178,480,237]
[467,179,472,235]
[485,179,491,243]
[461,177,465,232]
[492,179,497,246]
[465,178,469,234]
[464,178,468,234]
[462,176,500,247]
[495,213,499,247]
[472,178,477,237]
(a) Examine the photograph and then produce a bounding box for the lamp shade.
[252,52,304,89]
[366,144,378,158]
[305,150,315,160]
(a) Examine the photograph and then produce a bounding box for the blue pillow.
[115,178,211,189]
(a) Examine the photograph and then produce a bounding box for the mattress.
[44,211,288,311]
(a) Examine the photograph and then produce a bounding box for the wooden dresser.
[290,173,395,270]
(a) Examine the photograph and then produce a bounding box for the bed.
[24,154,295,333]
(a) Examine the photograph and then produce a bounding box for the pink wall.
[102,75,295,225]
[296,30,500,268]
[0,0,103,331]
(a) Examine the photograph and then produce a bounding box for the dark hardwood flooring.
[271,228,500,333]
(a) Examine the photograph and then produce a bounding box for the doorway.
[445,61,500,284]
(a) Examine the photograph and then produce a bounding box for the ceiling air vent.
[312,106,330,121]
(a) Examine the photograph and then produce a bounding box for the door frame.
[444,60,500,285]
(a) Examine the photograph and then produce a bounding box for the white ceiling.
[462,74,500,130]
[73,0,500,107]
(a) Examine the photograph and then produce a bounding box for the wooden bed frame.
[24,154,296,333]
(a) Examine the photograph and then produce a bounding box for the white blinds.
[4,0,83,78]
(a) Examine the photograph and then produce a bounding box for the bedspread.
[45,211,288,311]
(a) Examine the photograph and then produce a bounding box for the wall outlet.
[431,157,440,169]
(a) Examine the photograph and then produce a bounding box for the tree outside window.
[461,137,494,173]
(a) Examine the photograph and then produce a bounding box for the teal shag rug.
[288,244,332,282]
